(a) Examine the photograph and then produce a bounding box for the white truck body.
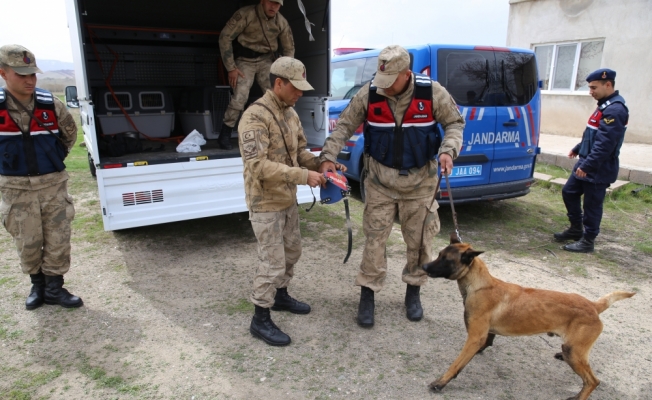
[64,0,331,230]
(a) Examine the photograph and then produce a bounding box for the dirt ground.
[1,187,651,399]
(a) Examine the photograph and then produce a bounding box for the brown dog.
[421,239,635,400]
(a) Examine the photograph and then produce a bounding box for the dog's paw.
[428,381,446,392]
[554,352,564,361]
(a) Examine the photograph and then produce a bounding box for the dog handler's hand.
[228,68,245,89]
[307,170,326,188]
[575,167,587,178]
[319,161,336,187]
[319,161,337,174]
[439,153,453,175]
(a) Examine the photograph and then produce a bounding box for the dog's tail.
[594,291,636,314]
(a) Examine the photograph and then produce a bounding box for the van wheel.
[87,152,97,178]
[359,169,367,203]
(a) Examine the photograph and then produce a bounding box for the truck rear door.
[435,46,496,188]
[490,50,540,184]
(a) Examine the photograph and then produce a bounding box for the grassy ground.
[1,107,650,398]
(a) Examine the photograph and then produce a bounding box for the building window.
[534,40,604,92]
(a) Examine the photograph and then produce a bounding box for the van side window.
[330,58,366,100]
[495,52,537,106]
[361,57,378,85]
[437,50,494,107]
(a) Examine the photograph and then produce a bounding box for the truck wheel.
[359,168,367,203]
[87,152,97,178]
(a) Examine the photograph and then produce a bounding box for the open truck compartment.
[70,0,330,169]
[65,0,330,230]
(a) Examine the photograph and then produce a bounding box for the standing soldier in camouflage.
[0,44,82,310]
[218,0,295,150]
[239,57,331,346]
[319,45,464,327]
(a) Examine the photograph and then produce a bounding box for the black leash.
[444,173,462,243]
[419,169,462,254]
[343,194,352,263]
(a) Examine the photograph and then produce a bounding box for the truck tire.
[87,152,97,178]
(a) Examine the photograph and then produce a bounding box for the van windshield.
[330,56,377,100]
[437,49,537,107]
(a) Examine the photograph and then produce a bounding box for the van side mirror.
[65,86,79,108]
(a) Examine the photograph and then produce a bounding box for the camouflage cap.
[0,44,42,75]
[270,56,314,91]
[372,45,410,89]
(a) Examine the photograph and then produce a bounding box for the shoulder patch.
[603,118,615,124]
[241,130,256,142]
[233,11,242,21]
[241,140,258,160]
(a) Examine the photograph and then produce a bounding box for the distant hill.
[38,59,75,72]
[0,59,76,93]
[0,67,76,93]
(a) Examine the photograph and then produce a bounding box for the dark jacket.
[572,90,628,184]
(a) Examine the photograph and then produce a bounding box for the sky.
[0,0,510,63]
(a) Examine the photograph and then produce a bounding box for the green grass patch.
[3,368,63,399]
[79,361,143,394]
[224,298,254,315]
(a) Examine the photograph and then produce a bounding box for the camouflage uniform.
[219,3,295,129]
[0,95,77,276]
[320,76,464,292]
[239,89,320,307]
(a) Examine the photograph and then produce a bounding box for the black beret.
[586,68,616,82]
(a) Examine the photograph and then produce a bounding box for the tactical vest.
[0,88,66,176]
[364,74,441,171]
[578,94,628,159]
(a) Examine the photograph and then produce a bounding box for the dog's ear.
[460,250,484,265]
[449,233,461,244]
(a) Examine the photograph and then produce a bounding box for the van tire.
[87,153,97,178]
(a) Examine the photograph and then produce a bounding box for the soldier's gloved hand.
[439,153,453,175]
[228,68,246,89]
[307,170,326,188]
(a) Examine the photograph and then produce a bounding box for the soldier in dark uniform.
[554,68,629,253]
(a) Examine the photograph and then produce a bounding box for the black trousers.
[561,174,610,240]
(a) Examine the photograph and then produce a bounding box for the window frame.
[534,39,605,96]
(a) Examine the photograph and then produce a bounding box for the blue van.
[329,44,541,203]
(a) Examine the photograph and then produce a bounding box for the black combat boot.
[405,284,423,321]
[357,286,375,328]
[217,123,233,150]
[563,237,595,253]
[43,275,83,308]
[271,287,311,314]
[553,222,583,242]
[25,272,46,310]
[250,305,291,346]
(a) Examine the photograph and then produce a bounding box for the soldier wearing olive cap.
[238,57,342,346]
[553,68,629,253]
[217,0,295,150]
[0,44,82,310]
[319,45,465,328]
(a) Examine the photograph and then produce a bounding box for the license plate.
[450,165,482,177]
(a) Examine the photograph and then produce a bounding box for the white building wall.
[507,0,652,144]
